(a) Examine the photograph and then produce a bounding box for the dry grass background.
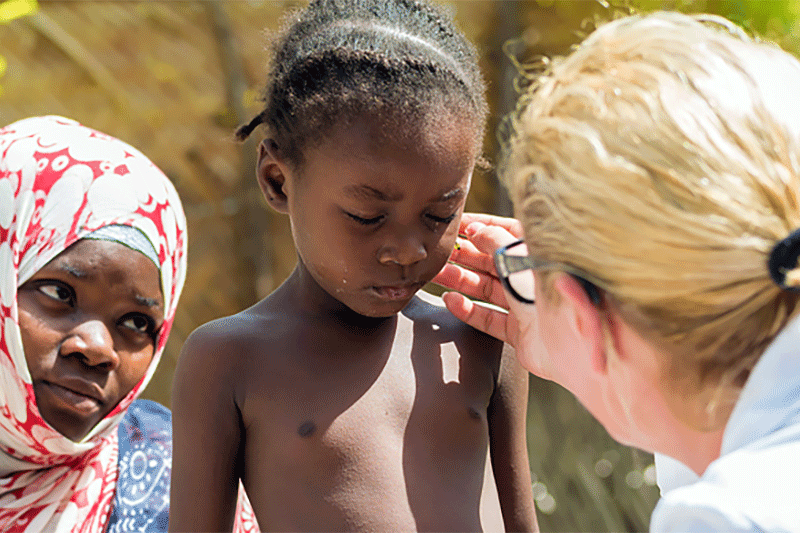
[8,1,797,530]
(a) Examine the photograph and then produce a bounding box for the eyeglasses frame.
[493,239,602,306]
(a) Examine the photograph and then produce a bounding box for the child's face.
[17,239,164,442]
[286,115,476,317]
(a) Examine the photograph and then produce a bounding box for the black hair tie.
[768,227,800,291]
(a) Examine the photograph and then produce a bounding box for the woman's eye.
[426,213,457,225]
[38,284,73,303]
[346,212,384,226]
[121,314,155,335]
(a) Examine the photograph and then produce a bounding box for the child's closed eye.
[343,209,456,227]
[345,211,385,226]
[426,212,457,225]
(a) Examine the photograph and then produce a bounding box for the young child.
[169,1,537,532]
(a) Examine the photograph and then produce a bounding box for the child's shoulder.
[405,290,504,351]
[406,289,484,325]
[404,289,460,321]
[187,301,277,343]
[180,296,296,369]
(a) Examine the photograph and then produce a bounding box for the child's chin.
[346,295,413,319]
[355,302,408,318]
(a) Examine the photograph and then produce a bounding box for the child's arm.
[169,323,244,533]
[489,343,539,533]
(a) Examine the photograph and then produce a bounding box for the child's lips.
[371,282,424,301]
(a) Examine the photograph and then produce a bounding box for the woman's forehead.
[43,239,163,301]
[82,225,160,273]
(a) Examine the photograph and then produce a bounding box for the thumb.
[441,292,510,344]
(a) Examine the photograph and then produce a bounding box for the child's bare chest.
[238,316,501,531]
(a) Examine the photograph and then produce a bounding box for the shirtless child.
[169,1,537,531]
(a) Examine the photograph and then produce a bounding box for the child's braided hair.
[236,0,487,167]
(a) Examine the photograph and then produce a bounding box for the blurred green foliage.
[629,0,800,54]
[0,0,37,96]
[0,0,36,23]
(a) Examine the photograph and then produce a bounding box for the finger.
[440,292,510,343]
[432,262,477,292]
[460,213,523,238]
[463,223,520,258]
[432,262,510,310]
[449,236,496,276]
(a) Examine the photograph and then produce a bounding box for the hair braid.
[238,0,487,167]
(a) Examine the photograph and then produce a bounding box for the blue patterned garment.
[106,399,172,533]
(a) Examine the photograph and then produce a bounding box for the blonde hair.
[504,11,800,425]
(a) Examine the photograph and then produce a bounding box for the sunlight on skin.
[440,341,460,384]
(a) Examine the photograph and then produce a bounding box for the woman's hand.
[434,213,548,377]
[434,213,550,378]
[434,213,520,318]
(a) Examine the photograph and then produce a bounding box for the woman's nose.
[61,320,119,370]
[377,232,428,267]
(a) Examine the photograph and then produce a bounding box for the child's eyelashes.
[346,211,385,226]
[344,210,457,228]
[426,213,457,225]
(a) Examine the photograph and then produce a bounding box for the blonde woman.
[434,11,800,532]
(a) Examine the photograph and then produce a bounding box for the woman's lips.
[43,381,102,413]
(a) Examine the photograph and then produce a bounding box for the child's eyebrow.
[344,184,403,202]
[344,184,466,204]
[434,187,466,202]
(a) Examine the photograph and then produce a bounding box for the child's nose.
[60,320,119,370]
[377,234,427,266]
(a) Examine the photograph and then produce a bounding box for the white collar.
[721,312,800,454]
[656,313,800,493]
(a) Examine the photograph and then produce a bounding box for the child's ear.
[257,139,290,214]
[552,273,608,375]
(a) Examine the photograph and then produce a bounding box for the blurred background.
[3,1,799,530]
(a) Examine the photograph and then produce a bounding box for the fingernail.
[464,222,485,237]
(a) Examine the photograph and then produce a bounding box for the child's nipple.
[298,421,316,438]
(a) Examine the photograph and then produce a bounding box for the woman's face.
[17,239,164,442]
[530,272,667,450]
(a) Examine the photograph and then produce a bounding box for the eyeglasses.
[493,239,602,306]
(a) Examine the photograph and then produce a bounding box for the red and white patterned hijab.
[0,116,188,532]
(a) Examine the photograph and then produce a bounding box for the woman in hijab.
[0,116,258,533]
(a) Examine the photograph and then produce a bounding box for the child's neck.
[285,262,396,331]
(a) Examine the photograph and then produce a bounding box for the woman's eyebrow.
[45,260,162,310]
[135,295,163,310]
[48,261,89,279]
